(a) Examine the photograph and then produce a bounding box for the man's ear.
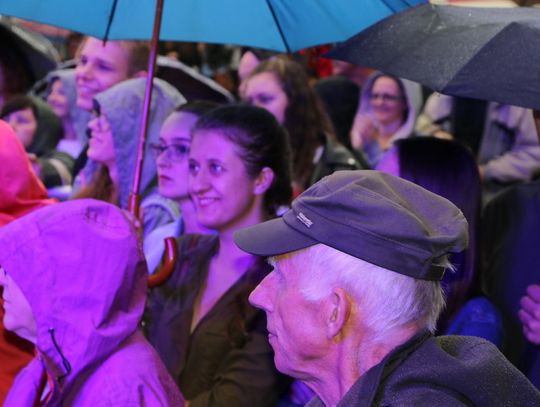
[327,288,351,340]
[132,70,148,79]
[254,167,275,195]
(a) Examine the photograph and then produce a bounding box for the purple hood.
[0,199,147,399]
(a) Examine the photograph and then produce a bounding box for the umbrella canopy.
[0,17,59,83]
[0,0,424,53]
[326,4,540,111]
[31,56,235,103]
[156,56,234,103]
[0,0,425,287]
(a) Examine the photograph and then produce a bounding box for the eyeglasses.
[369,93,403,102]
[149,142,190,162]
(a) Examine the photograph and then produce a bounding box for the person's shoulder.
[72,332,183,405]
[386,334,540,406]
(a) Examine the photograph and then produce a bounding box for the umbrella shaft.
[131,0,164,216]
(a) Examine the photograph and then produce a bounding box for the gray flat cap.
[234,170,468,280]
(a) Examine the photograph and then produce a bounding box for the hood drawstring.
[48,328,72,383]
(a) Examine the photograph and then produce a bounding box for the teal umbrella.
[0,0,424,52]
[0,0,424,286]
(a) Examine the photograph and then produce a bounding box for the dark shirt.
[145,234,287,406]
[482,179,540,388]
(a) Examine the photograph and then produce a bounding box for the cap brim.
[233,217,318,257]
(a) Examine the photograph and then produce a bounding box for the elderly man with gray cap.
[234,170,540,406]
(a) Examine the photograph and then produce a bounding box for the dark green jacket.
[145,234,287,406]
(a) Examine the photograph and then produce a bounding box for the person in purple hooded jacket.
[0,199,183,406]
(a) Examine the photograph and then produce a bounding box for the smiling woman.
[146,104,293,405]
[350,71,417,167]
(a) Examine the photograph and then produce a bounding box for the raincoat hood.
[44,69,92,145]
[90,77,185,208]
[0,199,147,399]
[0,120,55,226]
[45,70,77,113]
[359,71,416,143]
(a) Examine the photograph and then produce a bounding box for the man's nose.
[249,275,274,312]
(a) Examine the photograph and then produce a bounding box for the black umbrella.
[326,4,540,111]
[0,17,59,84]
[155,56,234,103]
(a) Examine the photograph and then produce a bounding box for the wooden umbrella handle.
[148,237,178,287]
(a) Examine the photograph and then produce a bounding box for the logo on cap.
[296,212,313,228]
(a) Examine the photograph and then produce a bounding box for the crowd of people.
[1,23,540,407]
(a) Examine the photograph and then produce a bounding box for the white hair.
[271,244,447,345]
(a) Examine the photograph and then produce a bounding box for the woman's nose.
[189,168,210,193]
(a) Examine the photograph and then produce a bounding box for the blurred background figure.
[0,121,56,404]
[350,72,417,168]
[1,95,74,189]
[313,75,368,168]
[416,95,540,202]
[482,111,540,389]
[241,57,363,195]
[377,136,503,347]
[44,69,89,158]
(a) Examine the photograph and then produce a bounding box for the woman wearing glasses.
[72,77,184,237]
[144,101,217,274]
[350,72,417,167]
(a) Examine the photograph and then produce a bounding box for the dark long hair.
[394,136,481,333]
[193,104,293,217]
[247,58,334,188]
[71,166,118,204]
